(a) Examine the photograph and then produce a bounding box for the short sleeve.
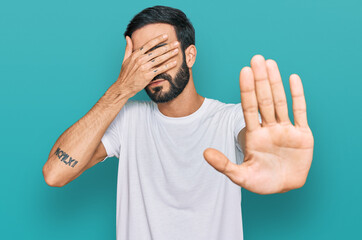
[232,103,262,153]
[100,103,128,162]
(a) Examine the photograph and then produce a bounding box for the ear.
[184,45,197,68]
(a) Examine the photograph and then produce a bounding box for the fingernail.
[163,34,168,38]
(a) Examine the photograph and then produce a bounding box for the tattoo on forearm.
[54,147,78,168]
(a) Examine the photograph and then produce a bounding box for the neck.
[156,70,205,117]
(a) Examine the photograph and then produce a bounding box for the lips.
[152,79,164,83]
[148,79,166,86]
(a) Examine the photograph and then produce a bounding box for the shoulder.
[124,99,153,111]
[113,99,153,121]
[122,100,154,119]
[206,97,242,116]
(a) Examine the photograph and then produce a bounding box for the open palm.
[203,55,314,194]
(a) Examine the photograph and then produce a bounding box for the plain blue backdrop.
[1,0,361,239]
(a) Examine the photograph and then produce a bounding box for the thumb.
[122,36,133,64]
[203,148,246,186]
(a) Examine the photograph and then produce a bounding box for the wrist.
[99,85,132,111]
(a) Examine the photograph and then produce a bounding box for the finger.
[145,60,178,79]
[250,55,277,126]
[142,46,179,70]
[122,36,133,64]
[203,148,246,187]
[265,59,291,125]
[145,42,168,54]
[129,34,171,75]
[290,74,309,128]
[124,35,169,78]
[239,66,261,131]
[134,33,169,58]
[144,40,179,61]
[136,40,179,69]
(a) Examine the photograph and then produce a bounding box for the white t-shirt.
[101,97,260,240]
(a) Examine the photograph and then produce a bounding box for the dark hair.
[124,5,195,53]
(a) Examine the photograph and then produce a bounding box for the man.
[42,5,314,240]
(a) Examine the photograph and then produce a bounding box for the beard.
[144,54,190,103]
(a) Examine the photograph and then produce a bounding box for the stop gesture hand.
[204,55,314,194]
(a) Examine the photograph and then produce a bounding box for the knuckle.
[131,54,137,61]
[270,79,282,87]
[131,56,139,66]
[293,93,304,99]
[151,57,158,64]
[259,97,273,107]
[139,64,147,71]
[243,105,258,114]
[136,57,143,65]
[164,62,170,69]
[274,98,287,107]
[255,76,268,82]
[293,108,306,114]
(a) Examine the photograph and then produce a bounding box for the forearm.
[43,85,131,186]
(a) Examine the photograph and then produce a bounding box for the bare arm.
[43,33,181,187]
[42,89,131,187]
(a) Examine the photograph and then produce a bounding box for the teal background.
[1,0,361,239]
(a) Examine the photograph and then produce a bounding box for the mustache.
[152,72,172,82]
